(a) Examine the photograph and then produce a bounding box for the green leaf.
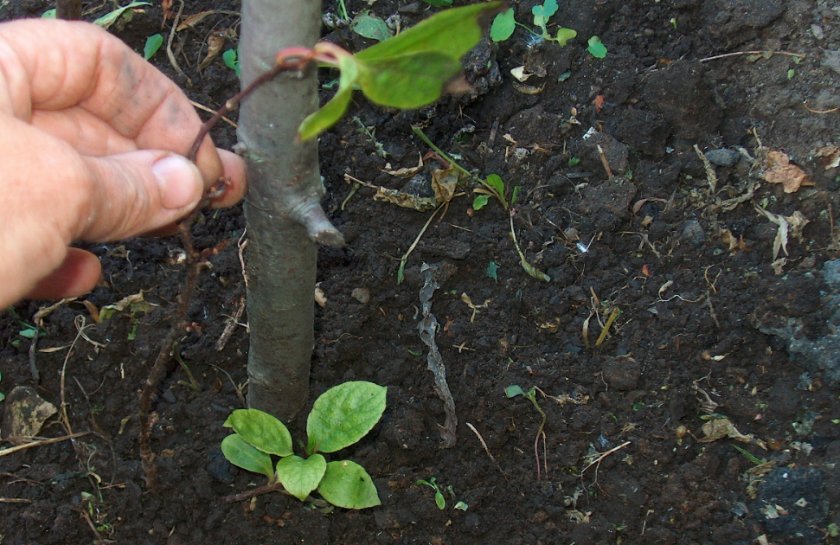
[18,327,38,339]
[356,52,461,109]
[356,2,503,62]
[222,48,240,77]
[93,2,151,29]
[351,13,393,42]
[434,491,446,510]
[220,434,274,480]
[421,0,454,6]
[532,0,558,29]
[505,384,526,398]
[489,8,516,43]
[41,8,56,18]
[472,194,490,210]
[587,35,608,59]
[223,409,293,456]
[317,460,381,509]
[485,260,499,281]
[485,173,505,196]
[299,84,354,141]
[276,454,327,502]
[143,33,164,60]
[555,27,577,46]
[307,381,386,454]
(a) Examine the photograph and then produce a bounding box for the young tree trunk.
[238,0,343,420]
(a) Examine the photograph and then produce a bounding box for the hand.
[0,19,246,308]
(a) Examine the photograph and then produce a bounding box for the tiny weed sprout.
[505,384,549,479]
[222,49,240,77]
[416,477,447,510]
[221,381,387,509]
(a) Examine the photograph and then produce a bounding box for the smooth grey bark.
[238,0,343,420]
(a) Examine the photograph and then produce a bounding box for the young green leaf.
[351,13,393,42]
[486,260,499,281]
[307,381,387,454]
[505,384,526,398]
[143,33,164,60]
[532,0,558,30]
[220,434,275,481]
[587,35,608,58]
[356,2,503,62]
[421,0,454,6]
[223,408,293,456]
[472,194,490,211]
[317,460,381,509]
[356,52,461,109]
[490,8,516,43]
[299,84,353,140]
[222,48,240,76]
[41,8,56,18]
[485,173,506,197]
[555,27,577,46]
[93,2,151,29]
[276,454,327,501]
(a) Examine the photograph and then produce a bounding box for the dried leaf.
[176,10,216,31]
[382,155,424,177]
[199,31,228,70]
[698,417,767,449]
[761,150,813,193]
[815,145,840,170]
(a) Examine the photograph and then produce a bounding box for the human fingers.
[24,248,102,301]
[210,148,248,208]
[0,19,225,189]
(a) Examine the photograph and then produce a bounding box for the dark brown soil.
[2,1,839,544]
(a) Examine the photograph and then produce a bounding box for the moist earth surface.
[1,1,839,544]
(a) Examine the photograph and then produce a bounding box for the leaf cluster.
[299,2,503,140]
[489,0,607,57]
[221,381,387,509]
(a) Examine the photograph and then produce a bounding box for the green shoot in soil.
[411,126,549,282]
[490,1,606,58]
[221,381,386,509]
[505,384,548,479]
[416,477,447,510]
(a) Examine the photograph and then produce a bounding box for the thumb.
[78,151,204,241]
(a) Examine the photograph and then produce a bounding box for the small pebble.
[351,287,371,304]
[705,148,740,167]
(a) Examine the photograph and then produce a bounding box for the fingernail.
[152,155,203,210]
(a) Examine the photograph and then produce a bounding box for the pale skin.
[0,19,247,308]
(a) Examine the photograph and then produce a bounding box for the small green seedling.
[411,126,548,283]
[416,477,466,510]
[421,0,454,6]
[506,384,548,479]
[221,381,387,509]
[416,477,447,510]
[143,33,164,60]
[490,1,576,46]
[222,49,240,77]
